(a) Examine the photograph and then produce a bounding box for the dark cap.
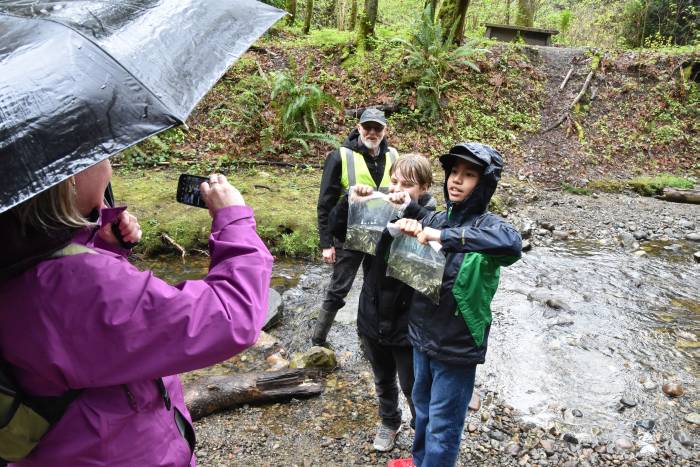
[359,108,387,127]
[439,145,487,172]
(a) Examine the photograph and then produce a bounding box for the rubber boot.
[311,307,338,347]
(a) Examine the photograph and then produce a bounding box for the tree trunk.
[659,187,700,204]
[302,0,313,34]
[336,0,346,30]
[504,0,511,24]
[356,0,379,50]
[286,0,297,25]
[349,0,358,30]
[437,0,470,44]
[515,0,535,28]
[184,370,324,421]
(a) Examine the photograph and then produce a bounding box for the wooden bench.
[484,23,559,46]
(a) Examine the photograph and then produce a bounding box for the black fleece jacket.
[316,129,390,248]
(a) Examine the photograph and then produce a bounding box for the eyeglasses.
[360,123,385,133]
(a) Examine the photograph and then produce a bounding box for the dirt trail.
[518,46,593,184]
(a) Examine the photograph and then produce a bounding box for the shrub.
[393,4,482,121]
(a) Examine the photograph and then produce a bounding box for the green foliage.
[588,174,694,195]
[621,0,699,47]
[394,4,482,121]
[559,10,572,33]
[268,64,341,151]
[562,183,592,195]
[116,128,186,168]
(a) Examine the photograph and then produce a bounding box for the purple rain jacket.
[0,205,273,466]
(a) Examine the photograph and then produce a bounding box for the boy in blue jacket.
[392,142,522,467]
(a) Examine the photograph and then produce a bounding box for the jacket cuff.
[212,205,254,232]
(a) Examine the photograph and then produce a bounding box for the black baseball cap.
[359,108,387,127]
[439,144,487,172]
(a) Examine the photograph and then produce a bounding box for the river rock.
[553,230,569,240]
[540,221,556,231]
[694,251,700,263]
[489,430,506,442]
[469,393,481,412]
[253,331,278,351]
[615,438,634,450]
[620,397,637,408]
[632,230,648,240]
[522,239,532,252]
[642,381,657,391]
[662,382,684,397]
[545,298,570,311]
[686,232,700,242]
[563,433,578,444]
[572,409,583,417]
[506,442,521,456]
[678,219,695,229]
[263,288,283,330]
[673,430,693,447]
[635,419,655,431]
[265,352,289,371]
[618,232,638,250]
[289,346,337,369]
[684,412,700,425]
[637,444,656,458]
[540,439,555,455]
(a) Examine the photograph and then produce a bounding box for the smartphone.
[176,174,209,208]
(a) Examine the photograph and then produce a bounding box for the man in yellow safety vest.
[313,108,398,347]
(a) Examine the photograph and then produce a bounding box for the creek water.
[134,240,699,441]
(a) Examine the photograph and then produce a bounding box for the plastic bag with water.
[386,233,445,304]
[344,192,404,255]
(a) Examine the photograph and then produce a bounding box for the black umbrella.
[0,0,284,214]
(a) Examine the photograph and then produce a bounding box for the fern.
[394,4,483,121]
[268,65,341,152]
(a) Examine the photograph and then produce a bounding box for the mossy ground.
[112,167,321,258]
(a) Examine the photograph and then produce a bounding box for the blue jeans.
[411,349,477,467]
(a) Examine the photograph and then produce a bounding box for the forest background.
[113,0,699,258]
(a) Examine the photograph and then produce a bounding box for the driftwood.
[344,102,401,119]
[161,233,186,261]
[559,65,575,91]
[657,187,700,204]
[184,369,323,421]
[543,69,596,133]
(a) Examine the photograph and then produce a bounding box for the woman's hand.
[351,184,374,197]
[98,210,142,246]
[200,173,245,217]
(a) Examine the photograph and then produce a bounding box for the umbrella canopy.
[0,0,284,214]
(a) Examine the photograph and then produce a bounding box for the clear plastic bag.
[344,191,404,255]
[386,233,445,304]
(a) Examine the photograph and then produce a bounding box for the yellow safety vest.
[339,146,398,193]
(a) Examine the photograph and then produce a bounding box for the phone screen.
[176,174,209,208]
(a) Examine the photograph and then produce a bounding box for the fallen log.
[184,369,323,421]
[345,102,401,119]
[658,187,700,204]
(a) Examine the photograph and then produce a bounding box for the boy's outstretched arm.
[439,221,522,256]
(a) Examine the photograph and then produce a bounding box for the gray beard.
[360,134,381,153]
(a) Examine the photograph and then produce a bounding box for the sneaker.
[387,458,414,467]
[373,424,400,452]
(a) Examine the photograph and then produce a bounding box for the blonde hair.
[14,179,92,232]
[390,153,433,188]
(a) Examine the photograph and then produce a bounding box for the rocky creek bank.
[180,186,699,466]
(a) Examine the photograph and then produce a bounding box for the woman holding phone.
[0,160,273,466]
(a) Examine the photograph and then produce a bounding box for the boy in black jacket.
[393,143,522,467]
[354,154,436,452]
